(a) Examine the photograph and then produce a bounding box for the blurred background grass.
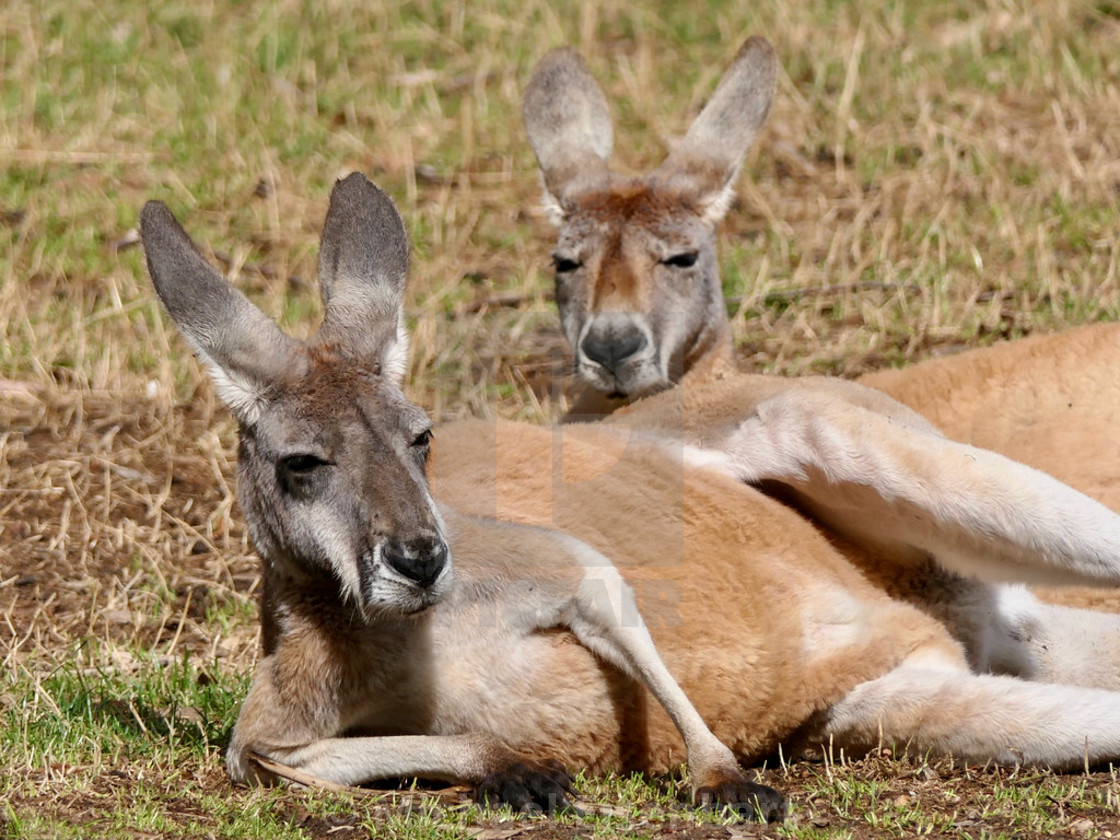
[3,0,1118,421]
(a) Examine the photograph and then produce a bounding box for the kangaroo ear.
[653,36,777,223]
[522,47,614,222]
[141,201,305,425]
[316,172,411,383]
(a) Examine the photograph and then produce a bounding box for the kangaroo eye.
[283,454,330,473]
[552,255,582,274]
[662,251,698,269]
[278,454,330,498]
[411,429,433,449]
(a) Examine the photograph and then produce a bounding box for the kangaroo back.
[859,321,1120,510]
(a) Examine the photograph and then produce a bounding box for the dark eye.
[283,453,329,473]
[552,255,582,274]
[278,454,330,498]
[662,251,698,269]
[411,428,433,466]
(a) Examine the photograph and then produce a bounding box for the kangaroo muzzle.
[382,534,450,590]
[580,326,648,374]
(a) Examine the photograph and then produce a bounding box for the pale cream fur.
[860,322,1120,614]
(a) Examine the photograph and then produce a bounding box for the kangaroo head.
[523,37,777,400]
[141,173,451,617]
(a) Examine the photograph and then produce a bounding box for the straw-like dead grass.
[3,0,1120,837]
[0,386,256,672]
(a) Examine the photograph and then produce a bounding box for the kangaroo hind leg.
[983,584,1120,691]
[717,389,1120,587]
[818,646,1120,769]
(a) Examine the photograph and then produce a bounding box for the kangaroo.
[141,173,786,819]
[522,36,1120,484]
[522,37,775,415]
[858,324,1120,513]
[522,37,1120,586]
[143,173,1120,823]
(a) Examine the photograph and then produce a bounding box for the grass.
[2,0,1120,837]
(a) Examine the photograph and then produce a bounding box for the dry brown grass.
[0,386,256,672]
[3,0,1120,837]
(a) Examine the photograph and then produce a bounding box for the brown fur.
[858,321,1120,613]
[525,39,1120,515]
[860,321,1120,509]
[144,174,796,818]
[430,419,957,771]
[525,42,1120,618]
[524,39,775,408]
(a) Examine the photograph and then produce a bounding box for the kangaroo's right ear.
[522,48,614,222]
[315,172,412,383]
[140,201,306,425]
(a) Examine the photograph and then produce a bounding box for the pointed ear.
[315,172,411,382]
[140,201,305,425]
[653,36,777,223]
[522,47,614,222]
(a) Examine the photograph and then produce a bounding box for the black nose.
[580,328,646,371]
[383,536,449,589]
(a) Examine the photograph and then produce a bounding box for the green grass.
[2,649,235,766]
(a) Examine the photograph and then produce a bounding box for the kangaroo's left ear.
[141,200,308,425]
[315,172,411,383]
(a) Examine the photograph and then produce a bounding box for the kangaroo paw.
[694,769,788,822]
[476,757,579,815]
